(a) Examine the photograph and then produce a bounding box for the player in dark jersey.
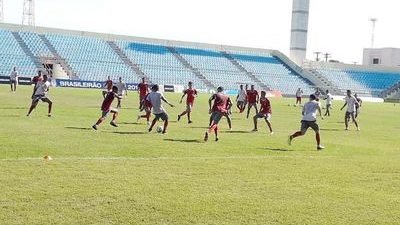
[137,93,152,125]
[92,86,122,130]
[252,91,273,134]
[178,81,198,124]
[246,85,259,119]
[204,87,232,142]
[102,76,113,99]
[138,77,149,108]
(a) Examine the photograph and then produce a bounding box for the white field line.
[0,155,324,162]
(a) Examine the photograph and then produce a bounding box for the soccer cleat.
[48,114,52,118]
[110,121,118,127]
[317,145,325,150]
[204,132,209,142]
[188,120,193,124]
[270,131,274,135]
[215,137,219,142]
[92,125,98,130]
[357,127,360,131]
[177,115,181,122]
[252,129,258,132]
[288,135,293,146]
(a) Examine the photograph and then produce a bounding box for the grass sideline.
[0,85,399,224]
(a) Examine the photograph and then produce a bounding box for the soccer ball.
[156,126,163,133]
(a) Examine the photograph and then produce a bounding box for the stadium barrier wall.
[0,76,32,85]
[55,79,139,91]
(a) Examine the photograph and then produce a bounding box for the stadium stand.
[306,62,400,97]
[0,29,37,77]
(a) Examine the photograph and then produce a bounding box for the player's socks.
[204,132,209,142]
[177,115,181,122]
[288,135,293,145]
[92,125,98,130]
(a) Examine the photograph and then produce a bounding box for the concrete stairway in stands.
[38,34,77,79]
[11,32,43,70]
[107,41,148,81]
[221,50,271,91]
[166,46,215,90]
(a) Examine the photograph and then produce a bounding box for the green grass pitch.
[0,85,399,224]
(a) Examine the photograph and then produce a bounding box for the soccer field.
[0,85,399,224]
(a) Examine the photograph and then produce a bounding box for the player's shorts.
[154,112,169,121]
[32,94,50,102]
[10,79,18,84]
[139,95,146,102]
[296,97,301,101]
[186,102,194,112]
[211,112,224,124]
[345,111,356,121]
[326,104,332,109]
[248,102,257,108]
[300,120,319,134]
[237,100,245,105]
[102,107,118,118]
[255,112,272,121]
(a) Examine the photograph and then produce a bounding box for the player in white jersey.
[324,90,333,116]
[235,84,247,113]
[146,84,174,134]
[288,94,325,150]
[295,88,303,106]
[340,90,360,131]
[27,75,53,117]
[9,67,19,92]
[115,77,128,108]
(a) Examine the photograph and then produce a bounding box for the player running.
[31,71,43,97]
[147,84,174,134]
[137,92,152,125]
[10,67,19,92]
[252,91,273,134]
[102,76,113,98]
[288,94,325,150]
[324,90,333,116]
[92,86,122,130]
[236,84,247,113]
[115,77,128,108]
[340,90,360,131]
[354,93,362,118]
[27,75,53,117]
[246,85,259,119]
[295,88,303,106]
[204,87,233,142]
[178,81,198,124]
[138,77,149,108]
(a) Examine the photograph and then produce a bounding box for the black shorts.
[300,120,319,134]
[211,112,223,124]
[154,112,168,121]
[345,111,356,120]
[32,94,51,102]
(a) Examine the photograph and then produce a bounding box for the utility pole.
[323,53,331,62]
[313,52,322,61]
[22,0,35,26]
[369,18,377,48]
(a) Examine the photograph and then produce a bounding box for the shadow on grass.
[65,126,93,130]
[0,107,26,110]
[0,114,20,118]
[112,131,148,135]
[164,138,203,143]
[189,126,209,129]
[224,130,252,134]
[119,122,140,125]
[320,128,341,131]
[259,147,293,152]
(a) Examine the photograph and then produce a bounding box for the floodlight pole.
[314,52,322,61]
[323,53,331,62]
[369,18,377,48]
[22,0,35,26]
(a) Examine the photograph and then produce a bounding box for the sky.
[2,0,400,64]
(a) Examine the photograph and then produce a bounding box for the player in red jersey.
[137,92,152,125]
[178,81,198,124]
[252,91,273,134]
[92,86,122,130]
[102,76,113,98]
[246,85,259,119]
[138,77,149,108]
[31,71,43,97]
[204,87,233,142]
